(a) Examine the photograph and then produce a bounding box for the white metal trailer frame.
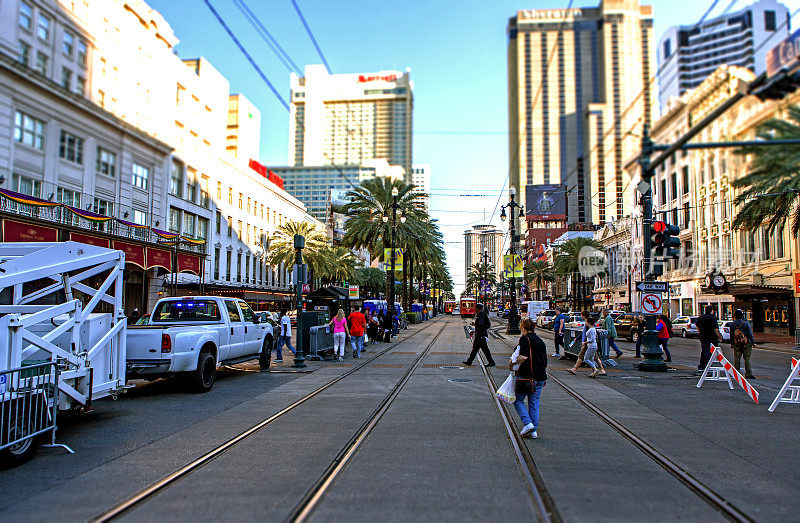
[0,242,126,409]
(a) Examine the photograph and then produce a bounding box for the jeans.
[275,335,295,359]
[514,381,545,428]
[733,342,753,376]
[554,334,564,354]
[660,338,671,361]
[609,336,622,355]
[635,334,643,357]
[333,332,346,357]
[351,334,365,357]
[699,340,713,370]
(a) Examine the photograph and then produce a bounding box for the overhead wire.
[289,0,332,74]
[232,0,302,74]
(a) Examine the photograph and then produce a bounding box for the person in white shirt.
[568,310,605,378]
[275,310,296,362]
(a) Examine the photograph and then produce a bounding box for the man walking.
[552,309,567,358]
[602,309,623,358]
[731,309,756,379]
[463,303,496,367]
[634,314,645,358]
[348,307,367,358]
[275,309,296,362]
[696,305,722,371]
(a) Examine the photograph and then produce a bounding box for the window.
[670,172,678,201]
[76,76,86,96]
[228,187,233,204]
[225,300,241,322]
[96,148,116,177]
[63,32,74,56]
[253,200,257,217]
[765,10,776,31]
[227,216,232,237]
[237,220,242,239]
[183,213,196,237]
[200,177,209,207]
[12,174,41,197]
[37,14,50,41]
[236,253,242,282]
[19,2,32,30]
[186,176,197,203]
[261,204,264,218]
[226,251,232,281]
[214,248,220,280]
[18,41,30,66]
[245,255,250,282]
[132,163,149,190]
[14,111,44,150]
[775,227,784,258]
[35,51,48,75]
[169,161,183,197]
[92,197,113,216]
[59,130,84,164]
[761,228,770,260]
[238,193,243,209]
[682,166,689,196]
[77,39,87,66]
[61,67,72,90]
[216,212,222,234]
[663,39,671,59]
[660,179,668,206]
[57,187,80,207]
[217,181,222,199]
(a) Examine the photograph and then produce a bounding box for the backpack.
[733,322,748,345]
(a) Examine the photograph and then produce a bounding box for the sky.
[147,0,793,296]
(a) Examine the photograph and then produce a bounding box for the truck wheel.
[189,351,216,393]
[0,414,40,467]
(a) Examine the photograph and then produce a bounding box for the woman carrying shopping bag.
[328,309,350,361]
[510,318,547,438]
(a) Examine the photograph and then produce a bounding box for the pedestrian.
[696,305,722,370]
[274,310,296,362]
[602,309,623,358]
[731,309,756,379]
[367,314,379,345]
[656,314,672,362]
[463,303,496,367]
[552,308,567,358]
[348,307,367,358]
[382,310,393,342]
[510,318,547,438]
[259,315,274,370]
[328,309,350,361]
[635,314,645,358]
[568,310,605,377]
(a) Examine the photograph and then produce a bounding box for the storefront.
[728,284,794,335]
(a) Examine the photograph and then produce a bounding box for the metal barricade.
[1,362,63,460]
[308,325,333,361]
[562,327,617,367]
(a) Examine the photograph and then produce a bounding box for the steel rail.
[286,322,448,522]
[494,333,755,523]
[90,320,442,522]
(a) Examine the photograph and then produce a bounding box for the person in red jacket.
[348,307,367,358]
[656,314,672,362]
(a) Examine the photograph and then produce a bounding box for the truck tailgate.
[126,326,168,361]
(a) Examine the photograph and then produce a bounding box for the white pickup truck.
[126,296,269,392]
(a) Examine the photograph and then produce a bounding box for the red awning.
[146,247,173,271]
[3,219,57,242]
[113,240,146,268]
[177,253,202,275]
[70,232,110,248]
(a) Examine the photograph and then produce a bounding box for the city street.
[2,315,799,521]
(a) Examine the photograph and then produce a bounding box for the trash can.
[298,311,327,358]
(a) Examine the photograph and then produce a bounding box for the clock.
[705,275,712,288]
[713,274,726,288]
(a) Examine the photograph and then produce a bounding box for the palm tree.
[466,261,497,298]
[553,237,604,312]
[354,266,385,298]
[267,220,331,286]
[324,246,359,286]
[525,260,555,301]
[732,105,800,235]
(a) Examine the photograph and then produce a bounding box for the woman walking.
[510,318,547,438]
[328,309,350,361]
[656,314,672,362]
[568,310,605,377]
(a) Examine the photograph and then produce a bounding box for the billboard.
[503,254,523,278]
[330,188,352,214]
[766,28,800,77]
[525,184,567,220]
[383,248,403,271]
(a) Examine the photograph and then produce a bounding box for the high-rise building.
[464,225,504,287]
[657,0,790,112]
[411,164,430,210]
[226,94,261,162]
[507,0,656,225]
[289,64,413,181]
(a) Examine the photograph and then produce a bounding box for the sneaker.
[462,361,473,366]
[337,356,343,361]
[551,352,560,357]
[486,362,496,367]
[531,430,538,439]
[520,423,535,436]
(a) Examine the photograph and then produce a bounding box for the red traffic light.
[652,221,667,233]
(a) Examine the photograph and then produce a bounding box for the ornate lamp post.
[382,187,406,321]
[501,186,525,335]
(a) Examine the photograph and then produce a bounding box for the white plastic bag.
[496,372,516,404]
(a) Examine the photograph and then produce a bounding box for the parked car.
[672,316,699,338]
[719,320,733,343]
[537,310,558,328]
[127,296,271,392]
[613,313,639,342]
[565,312,600,330]
[452,307,460,315]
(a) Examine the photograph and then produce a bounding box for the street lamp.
[501,186,525,335]
[480,247,490,310]
[293,234,307,368]
[383,187,406,323]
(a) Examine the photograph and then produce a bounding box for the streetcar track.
[492,333,755,523]
[287,322,448,522]
[90,319,443,522]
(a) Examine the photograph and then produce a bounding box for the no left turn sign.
[641,293,662,314]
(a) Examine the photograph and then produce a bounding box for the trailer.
[0,242,127,464]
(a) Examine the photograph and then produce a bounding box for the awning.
[726,284,792,298]
[113,240,145,268]
[177,252,202,275]
[146,247,173,271]
[3,219,57,242]
[70,232,110,248]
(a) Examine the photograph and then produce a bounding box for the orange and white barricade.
[768,357,800,412]
[696,345,759,404]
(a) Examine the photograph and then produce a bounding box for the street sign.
[348,285,359,299]
[636,281,668,293]
[641,293,662,314]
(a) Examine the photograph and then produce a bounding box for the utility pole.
[293,234,306,368]
[501,186,524,335]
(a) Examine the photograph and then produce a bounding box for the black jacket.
[474,311,490,337]
[517,332,547,382]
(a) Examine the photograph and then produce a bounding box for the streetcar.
[460,297,477,318]
[444,300,457,314]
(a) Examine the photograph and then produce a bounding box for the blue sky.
[147,0,786,294]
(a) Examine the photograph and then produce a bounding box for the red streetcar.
[460,297,477,318]
[444,300,457,314]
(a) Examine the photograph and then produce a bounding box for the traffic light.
[650,221,680,277]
